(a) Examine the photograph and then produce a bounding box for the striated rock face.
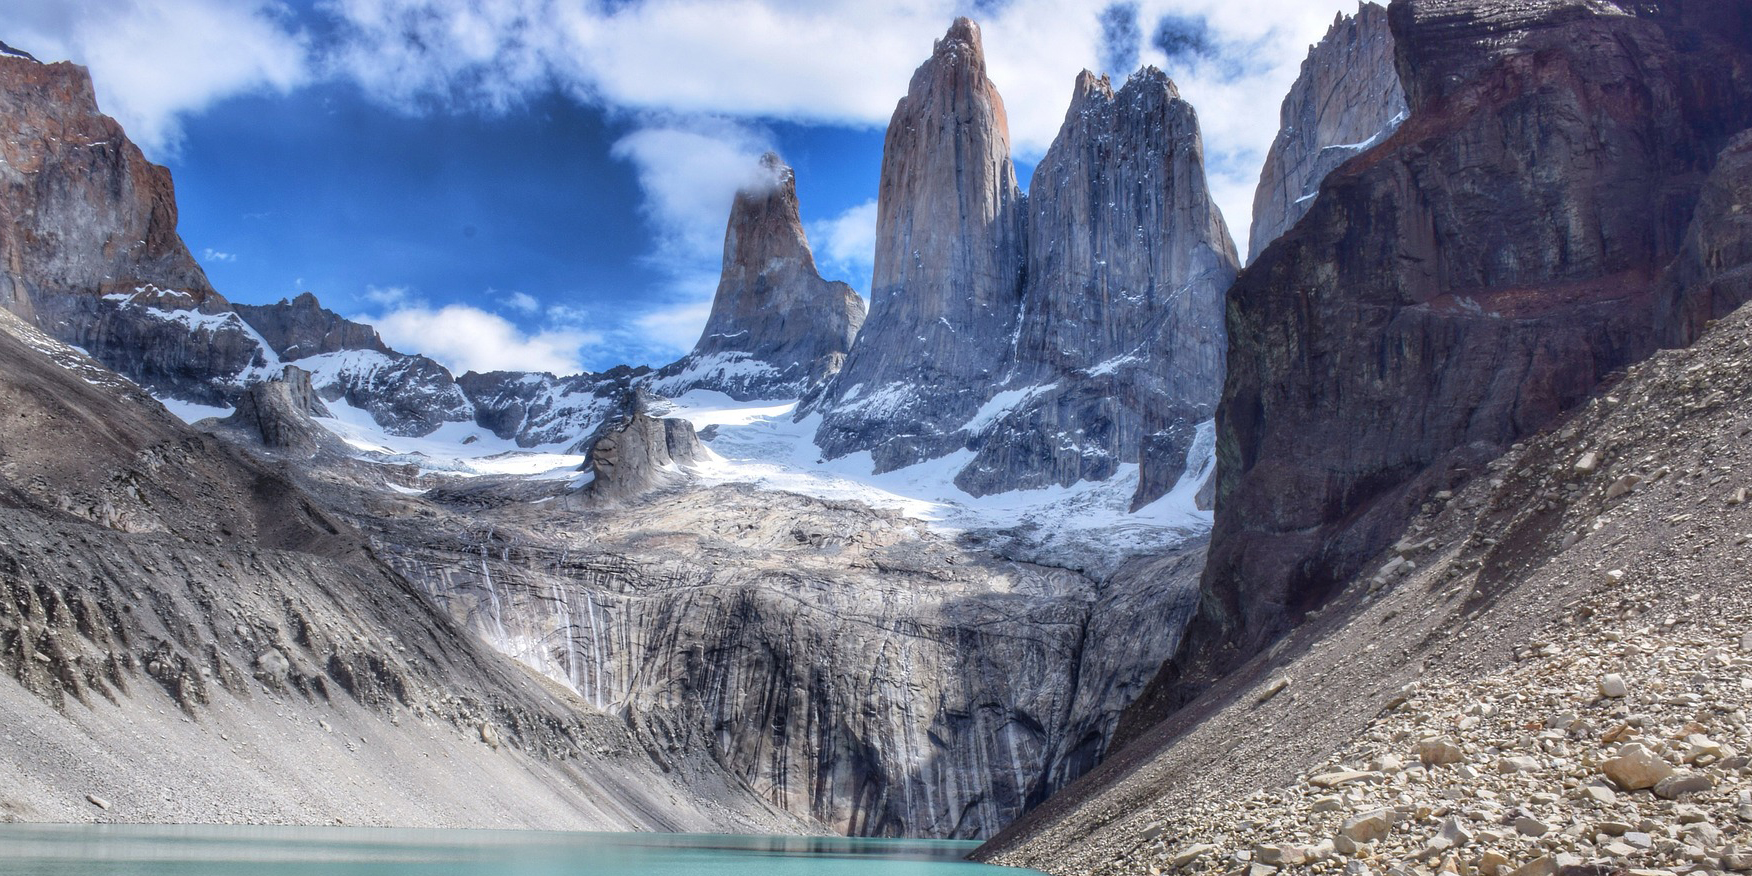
[372,482,1207,839]
[656,153,866,401]
[1160,0,1752,714]
[0,310,800,833]
[810,17,1027,472]
[1247,2,1407,262]
[957,69,1236,502]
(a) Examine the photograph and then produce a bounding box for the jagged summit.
[653,150,865,401]
[809,15,1027,472]
[1247,1,1406,262]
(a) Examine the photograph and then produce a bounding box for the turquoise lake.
[0,825,1042,875]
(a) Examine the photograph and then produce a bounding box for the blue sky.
[5,0,1358,375]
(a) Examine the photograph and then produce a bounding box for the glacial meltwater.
[0,825,1042,875]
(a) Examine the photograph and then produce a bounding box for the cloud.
[503,291,540,314]
[610,117,775,265]
[201,248,237,262]
[809,199,879,291]
[1098,3,1142,78]
[359,301,601,375]
[303,0,1347,255]
[7,0,309,154]
[629,295,716,360]
[361,284,411,306]
[16,0,1363,272]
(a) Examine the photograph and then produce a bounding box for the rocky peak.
[810,16,1027,472]
[953,65,1236,502]
[223,365,338,453]
[0,55,218,317]
[233,292,391,360]
[0,41,40,63]
[1248,2,1407,262]
[656,151,865,400]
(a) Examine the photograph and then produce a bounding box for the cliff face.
[1162,0,1752,714]
[1247,2,1407,262]
[956,69,1236,501]
[657,153,866,401]
[375,483,1207,839]
[810,17,1027,473]
[0,55,273,403]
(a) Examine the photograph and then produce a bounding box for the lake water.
[0,825,1041,875]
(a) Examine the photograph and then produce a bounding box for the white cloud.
[809,198,879,290]
[503,291,540,314]
[301,0,1354,258]
[361,284,411,306]
[630,294,716,360]
[7,0,309,154]
[201,248,237,262]
[359,301,601,375]
[610,117,776,265]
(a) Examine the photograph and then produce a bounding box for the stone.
[1582,785,1618,806]
[1509,855,1556,876]
[1653,773,1714,800]
[1499,755,1541,773]
[1600,674,1629,698]
[478,722,500,749]
[1516,816,1552,837]
[1341,809,1394,842]
[1575,452,1601,474]
[1255,844,1309,867]
[1603,744,1676,790]
[1173,844,1220,868]
[1420,736,1466,766]
[1607,475,1643,500]
[1478,851,1510,876]
[1721,846,1752,871]
[85,794,109,810]
[1313,771,1379,789]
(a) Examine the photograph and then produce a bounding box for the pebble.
[1599,673,1629,698]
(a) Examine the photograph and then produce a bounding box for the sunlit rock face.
[1144,0,1752,720]
[1247,2,1407,263]
[809,18,1028,473]
[655,153,866,402]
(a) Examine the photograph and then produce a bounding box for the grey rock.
[811,17,1026,472]
[655,152,865,401]
[959,68,1235,504]
[1248,2,1407,262]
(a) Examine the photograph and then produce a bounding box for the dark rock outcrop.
[583,411,702,500]
[956,69,1236,501]
[224,365,337,452]
[233,293,391,360]
[1159,0,1752,715]
[1247,3,1407,262]
[655,153,866,400]
[810,18,1027,472]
